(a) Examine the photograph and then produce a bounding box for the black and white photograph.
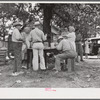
[0,1,100,98]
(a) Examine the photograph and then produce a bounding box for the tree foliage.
[34,3,100,40]
[0,3,33,40]
[0,3,100,41]
[0,3,31,21]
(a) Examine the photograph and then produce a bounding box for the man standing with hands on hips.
[27,21,46,71]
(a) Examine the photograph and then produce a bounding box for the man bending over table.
[55,34,77,73]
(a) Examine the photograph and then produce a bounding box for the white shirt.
[22,32,30,48]
[67,32,76,51]
[67,32,76,42]
[56,39,74,51]
[28,28,45,43]
[12,28,23,42]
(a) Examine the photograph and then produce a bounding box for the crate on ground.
[67,58,75,72]
[0,47,7,65]
[64,57,75,72]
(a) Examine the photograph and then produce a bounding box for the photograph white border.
[0,1,100,99]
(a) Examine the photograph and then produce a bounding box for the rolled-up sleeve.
[28,30,33,42]
[14,29,23,40]
[26,32,32,48]
[56,41,63,50]
[41,31,46,41]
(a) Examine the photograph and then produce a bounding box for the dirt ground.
[0,57,100,88]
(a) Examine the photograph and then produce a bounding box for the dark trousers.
[12,42,22,73]
[27,49,33,69]
[76,42,83,61]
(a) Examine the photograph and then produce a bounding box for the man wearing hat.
[27,21,46,71]
[12,22,24,76]
[75,29,84,62]
[55,34,77,73]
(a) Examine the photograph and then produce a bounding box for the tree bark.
[43,6,53,47]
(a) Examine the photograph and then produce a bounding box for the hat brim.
[58,36,63,40]
[34,24,40,26]
[62,35,68,37]
[13,24,22,27]
[34,23,41,26]
[58,38,63,40]
[62,35,68,38]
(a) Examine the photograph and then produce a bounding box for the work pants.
[55,50,77,71]
[12,42,22,72]
[32,42,46,71]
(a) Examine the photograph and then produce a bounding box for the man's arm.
[25,31,32,48]
[41,31,47,41]
[14,29,24,42]
[56,40,63,50]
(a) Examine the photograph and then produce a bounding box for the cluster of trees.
[34,4,100,41]
[0,3,34,40]
[0,3,100,42]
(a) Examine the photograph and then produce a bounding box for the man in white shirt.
[12,22,24,76]
[55,35,77,73]
[27,21,46,71]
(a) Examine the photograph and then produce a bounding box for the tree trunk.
[43,6,52,47]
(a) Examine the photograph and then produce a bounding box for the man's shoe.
[80,60,84,62]
[52,67,57,71]
[19,71,24,74]
[62,68,68,72]
[22,66,27,69]
[54,70,59,74]
[41,69,47,71]
[11,72,20,76]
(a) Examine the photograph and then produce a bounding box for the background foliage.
[0,3,100,41]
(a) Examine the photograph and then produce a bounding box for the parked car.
[87,37,100,55]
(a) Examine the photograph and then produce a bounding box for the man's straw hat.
[34,21,40,26]
[13,22,22,27]
[58,36,63,40]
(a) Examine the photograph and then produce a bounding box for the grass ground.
[0,58,100,88]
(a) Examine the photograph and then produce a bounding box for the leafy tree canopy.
[0,3,100,41]
[33,3,100,39]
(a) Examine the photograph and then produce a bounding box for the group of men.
[11,20,83,76]
[12,21,46,76]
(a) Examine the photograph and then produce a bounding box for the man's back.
[56,39,74,51]
[30,28,45,43]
